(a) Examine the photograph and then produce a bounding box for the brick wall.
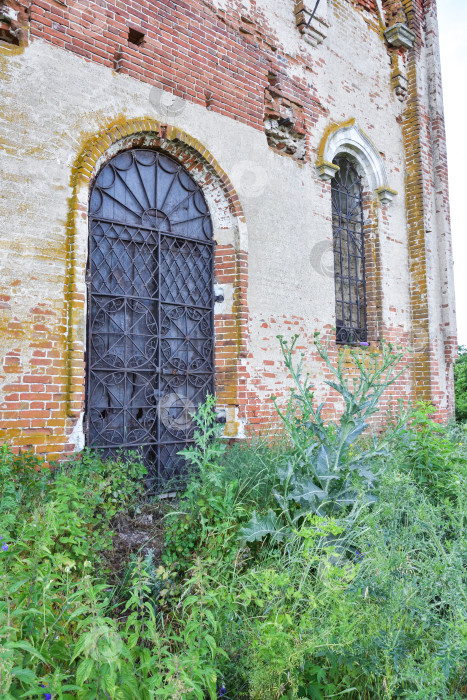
[30,0,268,129]
[400,0,457,419]
[0,0,456,463]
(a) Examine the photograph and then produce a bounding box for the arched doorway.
[85,148,214,485]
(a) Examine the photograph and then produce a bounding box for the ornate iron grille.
[331,157,367,345]
[85,149,214,486]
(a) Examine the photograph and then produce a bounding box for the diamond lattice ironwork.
[86,149,214,487]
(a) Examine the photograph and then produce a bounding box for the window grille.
[331,156,367,344]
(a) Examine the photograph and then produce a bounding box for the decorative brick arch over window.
[65,119,249,450]
[316,119,398,205]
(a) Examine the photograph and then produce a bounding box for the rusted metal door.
[85,149,214,485]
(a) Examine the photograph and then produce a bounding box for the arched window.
[331,156,367,344]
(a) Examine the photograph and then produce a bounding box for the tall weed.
[2,334,467,699]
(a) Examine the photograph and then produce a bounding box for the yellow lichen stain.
[223,419,240,438]
[317,118,356,162]
[399,27,431,402]
[376,185,398,198]
[36,238,68,263]
[0,39,26,63]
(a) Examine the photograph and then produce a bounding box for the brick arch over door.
[65,119,249,455]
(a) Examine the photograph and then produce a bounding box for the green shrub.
[395,400,467,503]
[454,345,467,422]
[345,467,467,698]
[212,457,467,699]
[162,396,241,576]
[0,443,46,539]
[0,447,147,699]
[239,334,406,544]
[164,339,467,699]
[2,334,467,699]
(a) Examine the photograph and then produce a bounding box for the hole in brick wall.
[128,26,145,46]
[205,90,214,110]
[0,20,19,44]
[0,2,22,46]
[264,71,306,160]
[0,0,33,46]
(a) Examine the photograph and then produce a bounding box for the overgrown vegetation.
[2,336,467,699]
[455,345,467,422]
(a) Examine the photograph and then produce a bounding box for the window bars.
[331,157,368,345]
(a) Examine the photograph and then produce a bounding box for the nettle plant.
[163,396,247,577]
[240,334,407,544]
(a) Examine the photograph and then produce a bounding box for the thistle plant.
[240,334,407,543]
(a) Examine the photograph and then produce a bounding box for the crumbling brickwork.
[0,0,28,45]
[383,0,407,25]
[0,0,456,463]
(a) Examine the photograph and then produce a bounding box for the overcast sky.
[437,1,466,346]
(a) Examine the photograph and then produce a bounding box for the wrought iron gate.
[85,149,214,485]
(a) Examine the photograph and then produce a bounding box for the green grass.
[2,337,467,699]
